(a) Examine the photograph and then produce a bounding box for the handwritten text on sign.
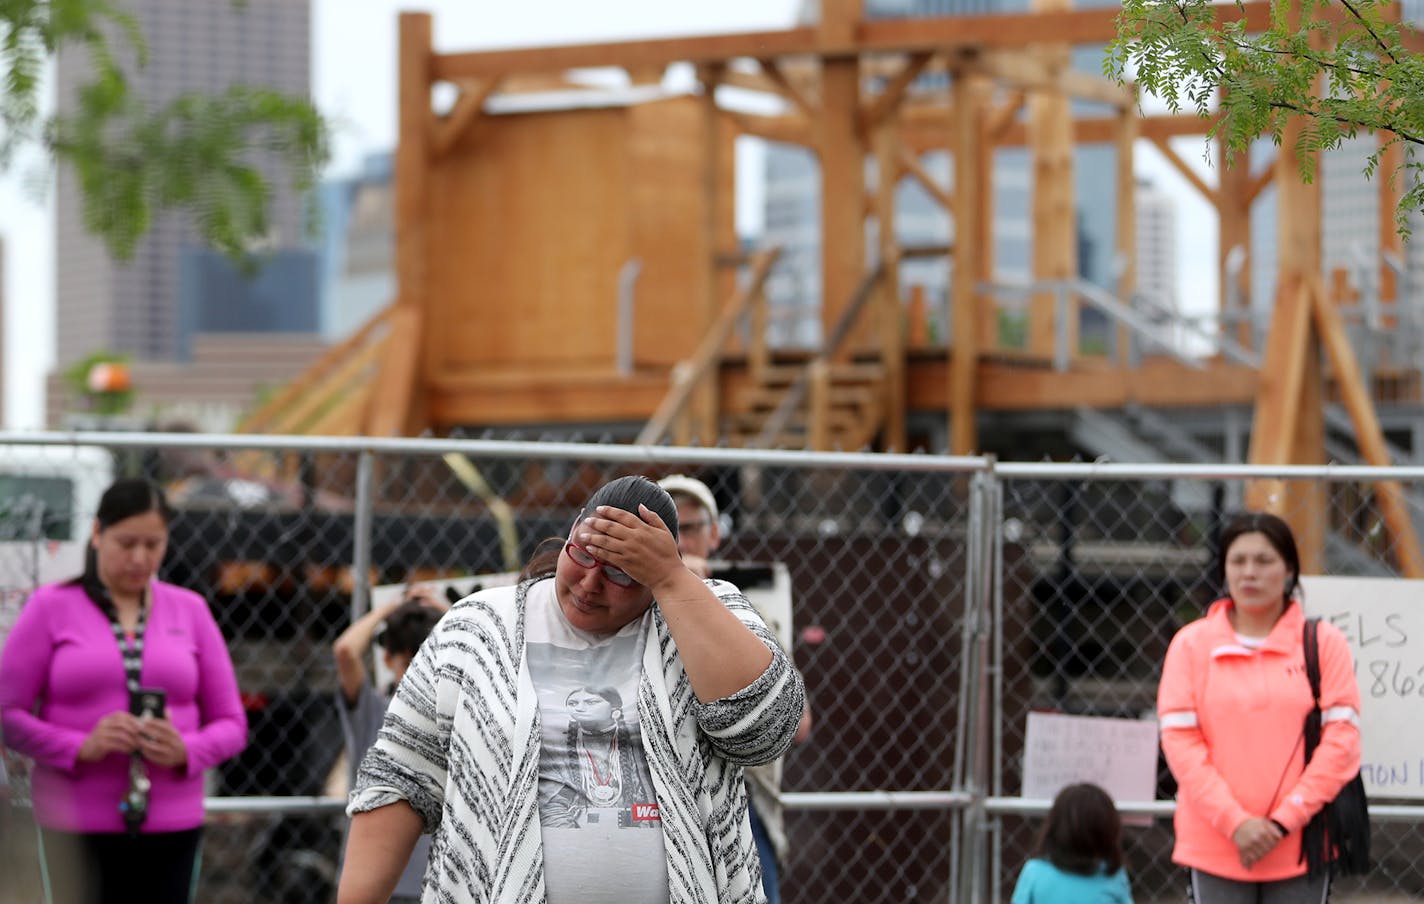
[1299,574,1424,799]
[1022,712,1159,820]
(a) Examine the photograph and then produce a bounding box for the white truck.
[0,443,114,645]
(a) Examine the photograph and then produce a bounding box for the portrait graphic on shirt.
[525,589,659,831]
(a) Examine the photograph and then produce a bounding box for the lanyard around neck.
[91,585,149,693]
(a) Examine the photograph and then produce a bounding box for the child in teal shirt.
[1011,783,1134,904]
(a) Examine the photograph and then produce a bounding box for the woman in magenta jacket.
[1158,511,1361,902]
[0,477,247,903]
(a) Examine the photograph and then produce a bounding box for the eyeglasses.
[564,538,637,588]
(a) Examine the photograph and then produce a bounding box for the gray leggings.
[1189,869,1330,904]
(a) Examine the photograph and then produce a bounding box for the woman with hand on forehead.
[339,475,805,904]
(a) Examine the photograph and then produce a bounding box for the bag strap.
[1302,617,1324,764]
[1304,617,1322,704]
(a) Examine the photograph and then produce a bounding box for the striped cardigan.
[349,577,805,904]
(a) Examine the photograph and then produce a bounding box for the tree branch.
[1337,0,1400,65]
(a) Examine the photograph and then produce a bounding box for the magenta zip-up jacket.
[0,580,247,833]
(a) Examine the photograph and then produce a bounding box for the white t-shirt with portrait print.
[524,579,670,904]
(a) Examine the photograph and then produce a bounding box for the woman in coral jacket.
[1157,511,1361,902]
[0,478,247,904]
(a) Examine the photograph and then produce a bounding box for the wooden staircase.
[639,252,897,452]
[727,360,886,450]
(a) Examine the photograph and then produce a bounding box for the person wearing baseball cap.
[658,474,813,904]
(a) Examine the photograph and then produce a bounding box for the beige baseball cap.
[657,474,719,523]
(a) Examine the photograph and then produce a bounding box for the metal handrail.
[978,277,1262,370]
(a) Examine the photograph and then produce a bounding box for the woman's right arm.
[337,801,424,904]
[0,595,92,768]
[1157,629,1253,840]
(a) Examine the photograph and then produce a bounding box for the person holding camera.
[332,585,447,901]
[0,478,247,904]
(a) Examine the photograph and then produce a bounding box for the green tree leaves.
[1108,0,1424,234]
[2,0,328,259]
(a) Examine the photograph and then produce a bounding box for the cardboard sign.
[1022,711,1160,821]
[1299,574,1424,799]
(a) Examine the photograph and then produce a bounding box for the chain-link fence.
[0,434,1421,902]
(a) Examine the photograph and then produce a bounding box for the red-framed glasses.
[564,535,637,588]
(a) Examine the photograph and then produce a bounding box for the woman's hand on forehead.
[578,505,683,588]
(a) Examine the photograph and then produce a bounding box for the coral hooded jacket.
[1157,598,1361,881]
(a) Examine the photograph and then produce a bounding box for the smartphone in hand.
[130,687,167,720]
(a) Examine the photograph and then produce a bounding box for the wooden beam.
[238,306,392,433]
[818,0,863,49]
[397,13,434,429]
[755,57,818,120]
[901,109,1222,151]
[1115,102,1138,369]
[976,98,998,350]
[636,250,781,446]
[1027,9,1076,358]
[820,54,865,352]
[985,90,1027,142]
[898,147,953,210]
[951,73,986,455]
[1147,135,1216,204]
[696,63,727,446]
[1310,276,1424,577]
[1242,160,1276,207]
[950,357,1262,409]
[428,3,1273,80]
[432,77,502,158]
[268,337,385,436]
[875,121,906,452]
[1247,278,1312,467]
[1379,132,1403,303]
[972,50,1132,108]
[860,52,934,134]
[365,305,423,437]
[721,109,813,145]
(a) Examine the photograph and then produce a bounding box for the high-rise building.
[316,153,396,342]
[1135,178,1179,323]
[53,0,311,372]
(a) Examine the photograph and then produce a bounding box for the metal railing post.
[351,449,375,624]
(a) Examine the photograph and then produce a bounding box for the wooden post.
[1026,0,1077,359]
[875,121,906,452]
[392,12,433,435]
[1378,131,1403,312]
[950,70,985,455]
[818,0,865,357]
[696,63,726,446]
[1310,277,1424,577]
[976,91,998,350]
[1247,23,1325,570]
[1114,98,1137,366]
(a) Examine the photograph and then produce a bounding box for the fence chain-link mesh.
[991,469,1424,903]
[2,438,1423,903]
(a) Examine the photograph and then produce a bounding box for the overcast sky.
[0,0,1214,429]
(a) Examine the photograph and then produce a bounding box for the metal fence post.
[955,464,997,903]
[351,448,375,623]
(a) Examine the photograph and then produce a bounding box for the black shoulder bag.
[1300,617,1371,878]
